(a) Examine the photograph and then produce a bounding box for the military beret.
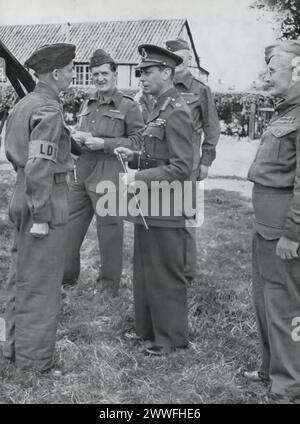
[165,38,190,52]
[25,43,76,73]
[136,44,183,70]
[90,49,115,68]
[265,40,300,63]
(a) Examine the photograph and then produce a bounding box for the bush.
[60,87,89,124]
[0,83,277,138]
[0,84,140,126]
[0,85,18,118]
[214,92,276,138]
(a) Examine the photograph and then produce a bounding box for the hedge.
[1,84,275,135]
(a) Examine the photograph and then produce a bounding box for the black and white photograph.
[1,0,300,408]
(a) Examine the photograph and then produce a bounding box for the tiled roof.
[0,19,187,64]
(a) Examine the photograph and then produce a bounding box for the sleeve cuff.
[31,205,52,224]
[282,225,300,243]
[200,147,217,167]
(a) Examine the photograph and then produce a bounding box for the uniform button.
[172,98,175,101]
[91,120,95,123]
[96,109,99,112]
[187,101,190,104]
[149,134,153,138]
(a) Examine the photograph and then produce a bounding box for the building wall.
[74,62,140,89]
[178,25,199,78]
[118,64,140,89]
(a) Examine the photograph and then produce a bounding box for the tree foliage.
[252,0,300,38]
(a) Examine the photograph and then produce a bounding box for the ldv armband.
[28,140,58,162]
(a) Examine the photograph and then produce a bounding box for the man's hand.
[30,223,49,238]
[114,146,134,162]
[198,164,209,181]
[71,130,91,146]
[276,236,299,260]
[85,137,105,151]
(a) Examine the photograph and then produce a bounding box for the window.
[74,64,91,86]
[0,58,6,83]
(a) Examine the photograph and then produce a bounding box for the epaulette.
[170,97,183,109]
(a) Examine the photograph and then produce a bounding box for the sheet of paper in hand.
[0,317,5,341]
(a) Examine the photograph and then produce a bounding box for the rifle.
[0,38,35,98]
[0,38,36,140]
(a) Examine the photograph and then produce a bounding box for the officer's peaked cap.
[136,44,183,70]
[165,38,190,52]
[25,43,76,73]
[90,49,115,68]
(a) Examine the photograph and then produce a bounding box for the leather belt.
[139,157,169,169]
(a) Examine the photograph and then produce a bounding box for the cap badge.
[141,48,148,60]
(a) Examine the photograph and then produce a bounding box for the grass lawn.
[0,168,277,404]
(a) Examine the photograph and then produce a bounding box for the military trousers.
[183,169,201,282]
[252,232,300,396]
[4,172,68,372]
[183,226,197,282]
[133,224,189,347]
[63,180,123,287]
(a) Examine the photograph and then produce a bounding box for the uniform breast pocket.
[254,130,281,162]
[181,94,199,106]
[256,125,298,162]
[143,125,168,157]
[77,109,91,131]
[180,93,199,112]
[101,111,125,137]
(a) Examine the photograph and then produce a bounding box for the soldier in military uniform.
[62,49,144,295]
[115,44,193,355]
[3,43,78,372]
[246,40,300,399]
[165,38,220,283]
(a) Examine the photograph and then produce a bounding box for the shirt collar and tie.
[275,94,300,115]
